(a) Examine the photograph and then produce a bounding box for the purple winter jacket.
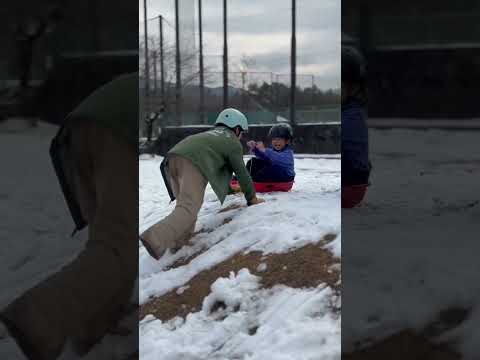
[252,145,295,180]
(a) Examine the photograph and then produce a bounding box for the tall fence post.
[153,50,158,94]
[198,0,205,124]
[159,15,165,101]
[223,0,229,109]
[290,0,296,126]
[175,0,182,125]
[143,0,150,103]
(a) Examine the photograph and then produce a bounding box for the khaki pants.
[1,120,137,359]
[141,155,207,259]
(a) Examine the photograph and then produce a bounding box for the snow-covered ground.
[343,128,480,359]
[0,121,81,310]
[139,154,341,360]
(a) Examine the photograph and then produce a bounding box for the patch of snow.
[202,269,260,314]
[256,263,267,272]
[176,286,190,295]
[139,269,340,360]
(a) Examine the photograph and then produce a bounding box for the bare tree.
[140,37,217,90]
[139,34,216,127]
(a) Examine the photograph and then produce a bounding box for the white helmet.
[215,108,248,132]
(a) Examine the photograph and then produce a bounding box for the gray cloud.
[141,0,340,89]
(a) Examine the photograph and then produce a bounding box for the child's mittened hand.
[247,140,256,149]
[256,141,266,152]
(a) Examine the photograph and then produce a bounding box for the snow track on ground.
[139,154,341,360]
[139,155,341,302]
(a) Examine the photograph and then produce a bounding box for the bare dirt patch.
[343,307,469,360]
[343,330,461,360]
[140,235,339,322]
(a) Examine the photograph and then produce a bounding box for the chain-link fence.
[139,70,339,137]
[139,0,340,139]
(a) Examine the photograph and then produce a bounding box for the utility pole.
[241,71,246,110]
[153,50,158,94]
[143,0,150,100]
[275,74,280,116]
[175,0,182,124]
[159,15,165,101]
[270,72,275,109]
[311,75,315,109]
[223,0,228,108]
[290,0,296,126]
[198,0,205,123]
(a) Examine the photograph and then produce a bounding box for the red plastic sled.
[231,180,294,193]
[342,184,368,208]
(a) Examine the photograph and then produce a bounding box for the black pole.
[270,72,274,103]
[153,50,158,94]
[143,0,150,99]
[175,0,182,124]
[198,0,205,123]
[223,0,228,108]
[271,72,276,120]
[275,74,280,116]
[241,71,246,110]
[290,0,296,126]
[159,15,165,101]
[311,75,315,109]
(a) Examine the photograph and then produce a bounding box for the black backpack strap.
[50,126,88,235]
[160,157,176,202]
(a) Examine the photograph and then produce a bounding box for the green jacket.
[66,73,138,147]
[169,127,256,204]
[50,73,138,234]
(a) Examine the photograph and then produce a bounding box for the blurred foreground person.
[341,46,371,208]
[0,74,138,359]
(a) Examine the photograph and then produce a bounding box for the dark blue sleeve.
[263,148,294,167]
[342,105,369,171]
[253,147,270,162]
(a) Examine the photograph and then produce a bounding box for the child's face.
[271,137,288,151]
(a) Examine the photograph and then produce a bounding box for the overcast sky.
[140,0,340,89]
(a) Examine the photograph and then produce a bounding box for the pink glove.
[256,141,266,152]
[247,140,256,150]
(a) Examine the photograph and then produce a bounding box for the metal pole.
[311,75,315,109]
[275,74,280,116]
[159,15,165,101]
[241,71,246,110]
[223,0,228,109]
[143,0,150,99]
[175,0,182,124]
[271,72,276,120]
[290,0,296,126]
[270,72,274,104]
[198,0,205,123]
[153,50,158,94]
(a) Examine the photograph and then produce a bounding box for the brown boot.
[139,233,164,261]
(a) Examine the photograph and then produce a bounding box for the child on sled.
[231,123,295,192]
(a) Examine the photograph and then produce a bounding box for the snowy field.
[6,119,477,359]
[139,154,341,360]
[343,128,480,359]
